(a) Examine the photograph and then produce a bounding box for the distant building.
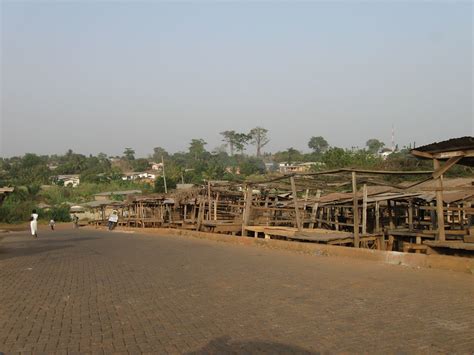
[278,162,323,173]
[121,172,157,183]
[379,148,395,160]
[54,175,80,187]
[150,162,164,171]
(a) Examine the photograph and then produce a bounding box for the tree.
[366,139,385,154]
[123,148,135,160]
[239,157,266,176]
[248,127,270,157]
[273,148,303,164]
[189,139,207,160]
[152,147,169,162]
[233,133,250,155]
[220,130,237,156]
[132,158,150,172]
[308,136,329,154]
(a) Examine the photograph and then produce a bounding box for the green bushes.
[0,197,36,224]
[0,189,73,224]
[47,206,71,222]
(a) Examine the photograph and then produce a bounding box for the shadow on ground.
[186,336,316,354]
[0,243,73,261]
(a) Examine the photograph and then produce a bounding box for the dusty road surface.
[0,228,473,354]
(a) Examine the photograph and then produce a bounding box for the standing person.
[49,219,56,231]
[30,209,39,238]
[72,214,79,229]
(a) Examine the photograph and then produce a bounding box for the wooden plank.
[290,176,302,231]
[410,150,434,159]
[352,171,360,248]
[241,186,253,236]
[408,199,414,231]
[433,159,446,241]
[432,156,464,179]
[375,201,380,233]
[424,240,474,251]
[433,149,474,159]
[362,184,368,235]
[309,189,321,229]
[214,192,219,221]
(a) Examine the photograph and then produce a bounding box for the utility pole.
[162,156,168,194]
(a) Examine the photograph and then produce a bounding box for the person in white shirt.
[30,209,39,238]
[49,219,56,231]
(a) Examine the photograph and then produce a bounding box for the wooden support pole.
[388,200,395,230]
[433,159,446,241]
[375,201,380,233]
[303,189,309,210]
[241,186,253,236]
[408,199,414,231]
[214,192,219,221]
[362,184,368,235]
[290,176,302,231]
[318,209,323,228]
[309,189,321,229]
[196,200,204,231]
[352,172,360,248]
[207,181,211,220]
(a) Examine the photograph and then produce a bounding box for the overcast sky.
[1,1,472,158]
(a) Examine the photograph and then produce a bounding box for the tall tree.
[233,133,250,155]
[366,139,385,154]
[248,127,270,157]
[308,136,329,154]
[123,148,135,160]
[152,147,169,162]
[188,139,207,160]
[220,130,237,156]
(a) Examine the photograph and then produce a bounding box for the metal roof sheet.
[411,136,474,166]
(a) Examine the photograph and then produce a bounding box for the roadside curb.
[86,226,474,274]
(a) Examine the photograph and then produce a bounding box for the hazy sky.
[1,1,472,158]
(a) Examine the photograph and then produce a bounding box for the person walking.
[72,214,79,229]
[30,209,39,238]
[49,219,55,231]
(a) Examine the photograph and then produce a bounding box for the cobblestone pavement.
[0,228,473,354]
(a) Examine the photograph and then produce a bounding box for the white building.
[55,175,80,187]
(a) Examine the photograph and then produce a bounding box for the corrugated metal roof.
[94,190,142,196]
[411,136,474,166]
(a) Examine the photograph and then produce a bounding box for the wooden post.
[241,186,253,236]
[214,192,219,221]
[196,200,204,231]
[388,200,395,230]
[433,159,446,241]
[290,176,302,231]
[362,184,368,235]
[303,189,309,210]
[309,189,321,229]
[375,201,380,233]
[352,172,360,248]
[408,199,414,231]
[207,181,211,220]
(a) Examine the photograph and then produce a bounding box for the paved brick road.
[0,228,473,354]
